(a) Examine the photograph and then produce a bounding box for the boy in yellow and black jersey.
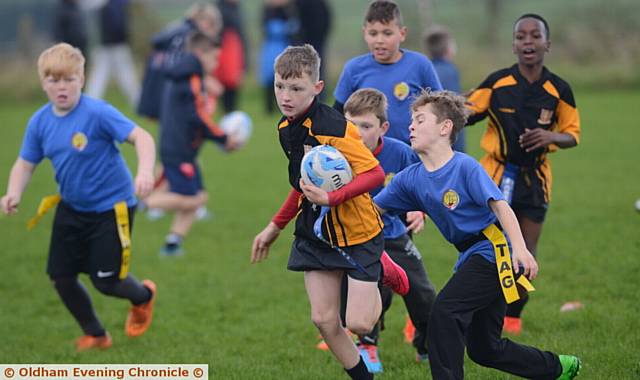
[466,13,580,335]
[251,44,408,380]
[277,102,384,247]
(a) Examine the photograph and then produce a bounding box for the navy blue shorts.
[287,233,383,282]
[163,162,203,196]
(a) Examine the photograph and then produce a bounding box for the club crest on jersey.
[442,189,460,210]
[537,108,554,125]
[71,132,88,151]
[394,81,410,101]
[384,172,395,187]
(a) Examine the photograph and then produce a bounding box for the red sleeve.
[327,164,384,207]
[271,188,302,229]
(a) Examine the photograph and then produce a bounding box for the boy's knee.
[467,344,499,367]
[345,312,378,335]
[91,277,119,296]
[346,319,376,336]
[310,310,340,332]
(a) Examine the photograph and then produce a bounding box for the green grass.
[0,86,639,379]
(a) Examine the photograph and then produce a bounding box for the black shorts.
[511,168,548,223]
[288,233,383,282]
[47,202,135,280]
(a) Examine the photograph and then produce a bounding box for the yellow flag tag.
[482,224,535,304]
[27,194,61,230]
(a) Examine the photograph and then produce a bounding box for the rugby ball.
[220,111,252,146]
[300,145,353,192]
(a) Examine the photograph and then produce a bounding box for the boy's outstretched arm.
[126,126,156,199]
[1,158,36,215]
[489,199,538,280]
[251,188,301,264]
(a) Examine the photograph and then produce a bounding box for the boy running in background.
[144,32,240,256]
[344,88,436,372]
[251,44,408,380]
[424,25,465,152]
[375,89,581,380]
[466,14,580,334]
[334,0,442,145]
[1,43,157,351]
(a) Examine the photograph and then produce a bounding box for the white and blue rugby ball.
[220,111,252,146]
[300,145,353,192]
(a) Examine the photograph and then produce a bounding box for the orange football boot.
[125,279,157,337]
[76,333,112,352]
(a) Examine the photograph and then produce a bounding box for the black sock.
[92,275,151,305]
[53,276,105,336]
[345,357,373,380]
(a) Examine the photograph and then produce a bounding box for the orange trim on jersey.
[302,118,312,129]
[535,162,552,203]
[482,109,508,162]
[493,75,517,89]
[479,155,504,186]
[467,88,492,115]
[315,121,379,175]
[190,75,225,137]
[278,120,289,129]
[542,80,560,99]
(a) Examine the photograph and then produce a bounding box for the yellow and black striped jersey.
[467,64,580,166]
[466,65,581,201]
[278,100,383,247]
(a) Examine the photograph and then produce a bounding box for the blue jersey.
[431,58,461,93]
[372,137,420,239]
[20,95,137,212]
[334,50,443,144]
[374,152,505,269]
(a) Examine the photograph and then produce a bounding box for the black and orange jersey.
[466,64,580,201]
[278,99,383,247]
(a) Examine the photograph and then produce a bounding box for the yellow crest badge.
[71,132,88,151]
[393,82,410,101]
[537,108,554,125]
[442,189,460,210]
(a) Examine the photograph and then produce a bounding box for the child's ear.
[314,80,325,95]
[381,121,390,135]
[399,26,408,42]
[441,119,453,136]
[545,40,551,52]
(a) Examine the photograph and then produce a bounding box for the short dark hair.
[514,13,550,40]
[424,26,451,60]
[187,31,219,52]
[274,44,320,82]
[411,89,469,145]
[364,0,403,27]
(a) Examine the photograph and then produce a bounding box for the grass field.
[0,85,638,379]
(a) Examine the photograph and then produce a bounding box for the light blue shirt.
[374,152,505,270]
[334,50,443,144]
[20,95,137,212]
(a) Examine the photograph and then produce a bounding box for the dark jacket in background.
[137,19,197,118]
[53,0,88,56]
[159,53,227,166]
[295,0,331,55]
[99,0,129,45]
